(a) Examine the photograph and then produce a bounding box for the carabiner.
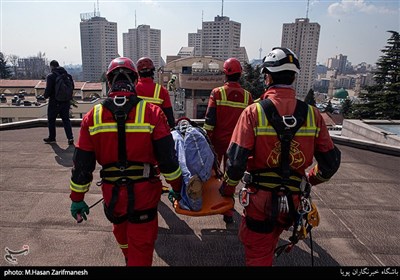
[239,187,250,207]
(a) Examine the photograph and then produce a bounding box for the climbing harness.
[99,96,159,224]
[242,98,320,264]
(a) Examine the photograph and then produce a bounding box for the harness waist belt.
[100,163,156,182]
[243,169,303,193]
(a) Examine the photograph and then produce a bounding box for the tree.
[341,98,353,118]
[350,31,400,120]
[304,89,316,106]
[0,52,12,79]
[325,100,334,113]
[240,61,265,100]
[7,54,19,79]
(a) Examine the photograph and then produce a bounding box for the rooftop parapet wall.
[341,119,400,146]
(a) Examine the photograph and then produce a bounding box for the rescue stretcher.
[167,117,234,217]
[172,171,234,216]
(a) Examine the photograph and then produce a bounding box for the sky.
[1,0,399,67]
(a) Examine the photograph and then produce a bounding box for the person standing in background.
[43,60,74,145]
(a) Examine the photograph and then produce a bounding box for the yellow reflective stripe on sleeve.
[223,173,240,187]
[203,124,214,131]
[119,243,128,249]
[162,167,182,181]
[70,180,90,193]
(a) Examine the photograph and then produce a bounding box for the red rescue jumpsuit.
[224,86,341,266]
[204,82,253,168]
[135,77,175,128]
[69,91,182,266]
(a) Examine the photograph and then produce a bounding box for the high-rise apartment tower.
[190,16,247,63]
[80,15,118,82]
[281,18,320,99]
[123,25,161,70]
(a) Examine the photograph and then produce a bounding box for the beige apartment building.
[123,24,162,71]
[0,80,104,123]
[281,18,320,99]
[80,14,118,82]
[159,56,225,119]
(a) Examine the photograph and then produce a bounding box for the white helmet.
[261,47,300,74]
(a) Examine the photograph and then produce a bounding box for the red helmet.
[106,57,138,85]
[136,57,155,73]
[223,58,242,75]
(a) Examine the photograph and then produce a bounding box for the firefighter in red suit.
[135,57,175,128]
[219,48,341,266]
[204,57,253,223]
[69,57,183,266]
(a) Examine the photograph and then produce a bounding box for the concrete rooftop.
[0,125,399,272]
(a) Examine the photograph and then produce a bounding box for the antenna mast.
[94,0,100,16]
[259,42,263,59]
[221,0,224,17]
[306,0,310,19]
[135,10,137,28]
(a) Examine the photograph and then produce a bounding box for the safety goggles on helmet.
[261,47,300,74]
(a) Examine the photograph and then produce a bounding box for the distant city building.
[80,14,118,82]
[16,56,48,79]
[281,18,320,99]
[188,30,202,56]
[189,16,248,64]
[327,54,348,74]
[177,47,195,57]
[316,64,327,75]
[123,24,161,70]
[158,56,225,119]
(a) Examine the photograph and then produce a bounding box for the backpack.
[54,72,73,102]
